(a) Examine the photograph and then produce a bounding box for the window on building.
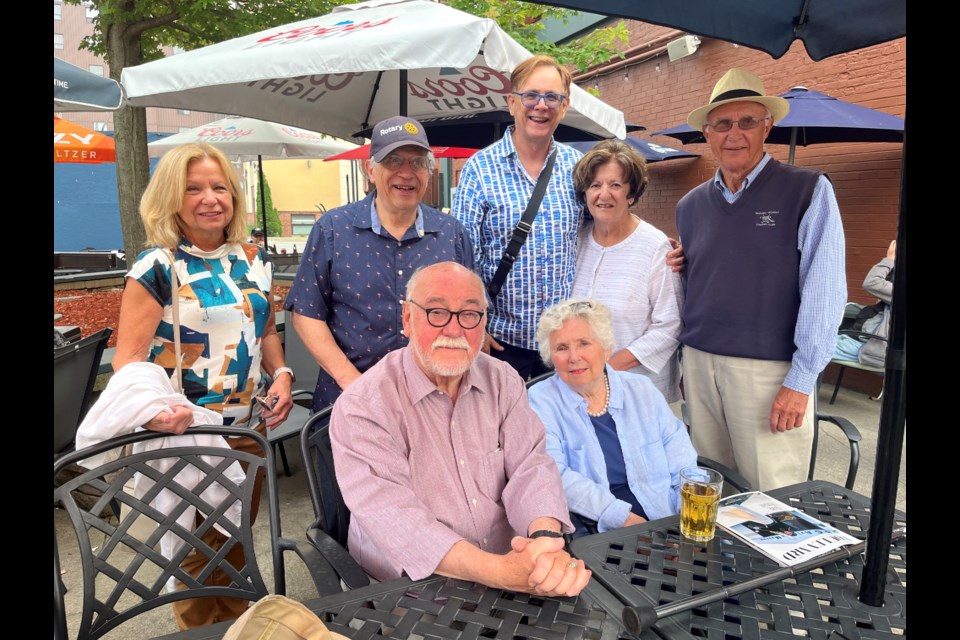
[177,109,192,115]
[54,3,62,20]
[93,122,107,132]
[88,65,104,77]
[85,4,99,22]
[291,214,318,236]
[54,33,64,50]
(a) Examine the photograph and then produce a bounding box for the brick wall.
[583,29,905,304]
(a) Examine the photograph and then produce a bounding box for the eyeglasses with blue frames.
[704,115,770,132]
[407,299,486,329]
[379,153,430,172]
[512,91,567,109]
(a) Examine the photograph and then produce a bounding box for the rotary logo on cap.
[404,122,419,135]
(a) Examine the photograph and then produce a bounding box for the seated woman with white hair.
[527,298,697,535]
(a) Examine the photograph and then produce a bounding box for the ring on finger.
[567,560,578,569]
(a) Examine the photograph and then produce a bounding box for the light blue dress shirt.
[528,366,698,533]
[711,153,847,394]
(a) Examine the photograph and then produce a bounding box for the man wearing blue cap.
[286,116,473,410]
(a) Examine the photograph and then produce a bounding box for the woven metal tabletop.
[570,481,906,640]
[307,575,640,640]
[155,574,644,640]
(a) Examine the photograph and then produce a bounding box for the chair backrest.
[54,426,283,640]
[299,407,347,546]
[54,327,113,455]
[283,310,321,395]
[525,370,555,389]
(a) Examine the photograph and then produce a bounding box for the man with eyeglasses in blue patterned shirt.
[453,55,584,380]
[286,116,473,411]
[676,68,846,491]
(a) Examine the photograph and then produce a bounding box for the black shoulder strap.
[487,147,559,299]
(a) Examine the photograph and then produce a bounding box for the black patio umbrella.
[652,86,904,163]
[565,137,699,163]
[527,0,906,611]
[353,113,645,148]
[528,0,905,62]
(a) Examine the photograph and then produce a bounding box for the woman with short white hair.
[528,298,697,536]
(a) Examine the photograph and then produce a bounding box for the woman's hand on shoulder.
[144,405,194,434]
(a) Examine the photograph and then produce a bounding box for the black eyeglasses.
[380,154,430,172]
[512,91,567,109]
[407,299,486,329]
[704,115,770,132]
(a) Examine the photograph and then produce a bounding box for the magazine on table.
[716,491,860,567]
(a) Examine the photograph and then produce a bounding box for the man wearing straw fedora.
[676,68,846,491]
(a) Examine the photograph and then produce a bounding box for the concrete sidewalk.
[55,383,905,639]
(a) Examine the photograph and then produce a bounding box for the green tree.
[67,0,336,259]
[254,173,283,239]
[445,1,628,71]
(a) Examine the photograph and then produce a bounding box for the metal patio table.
[154,573,645,640]
[569,480,906,640]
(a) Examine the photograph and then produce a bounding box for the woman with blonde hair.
[110,142,293,629]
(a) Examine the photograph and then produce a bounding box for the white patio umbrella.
[121,0,625,141]
[149,116,358,247]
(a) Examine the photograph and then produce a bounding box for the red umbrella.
[324,144,478,161]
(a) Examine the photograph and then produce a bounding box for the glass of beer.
[679,466,723,542]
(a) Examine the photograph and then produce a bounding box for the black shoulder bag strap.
[487,147,559,299]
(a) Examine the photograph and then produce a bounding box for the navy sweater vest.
[677,159,821,361]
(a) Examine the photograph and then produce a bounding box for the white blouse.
[573,219,684,402]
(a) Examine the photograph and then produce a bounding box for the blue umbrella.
[54,58,123,112]
[651,86,904,164]
[565,137,699,163]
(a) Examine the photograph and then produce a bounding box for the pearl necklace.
[586,372,610,417]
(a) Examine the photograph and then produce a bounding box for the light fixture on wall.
[666,35,702,62]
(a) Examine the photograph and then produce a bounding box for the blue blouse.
[528,365,698,532]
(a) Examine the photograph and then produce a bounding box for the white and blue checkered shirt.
[453,128,583,351]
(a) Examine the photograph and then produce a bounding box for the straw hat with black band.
[687,68,790,131]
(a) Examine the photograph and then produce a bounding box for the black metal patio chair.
[299,408,371,590]
[54,327,113,458]
[54,425,338,640]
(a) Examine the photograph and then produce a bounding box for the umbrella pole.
[788,128,797,164]
[400,69,408,116]
[859,122,907,607]
[258,154,268,250]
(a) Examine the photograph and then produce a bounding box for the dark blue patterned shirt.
[285,191,473,410]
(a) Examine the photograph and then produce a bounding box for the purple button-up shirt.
[330,347,573,581]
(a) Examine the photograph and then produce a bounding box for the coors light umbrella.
[149,116,357,249]
[528,0,907,612]
[652,86,904,163]
[121,0,625,142]
[54,57,123,112]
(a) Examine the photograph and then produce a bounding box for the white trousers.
[682,346,814,491]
